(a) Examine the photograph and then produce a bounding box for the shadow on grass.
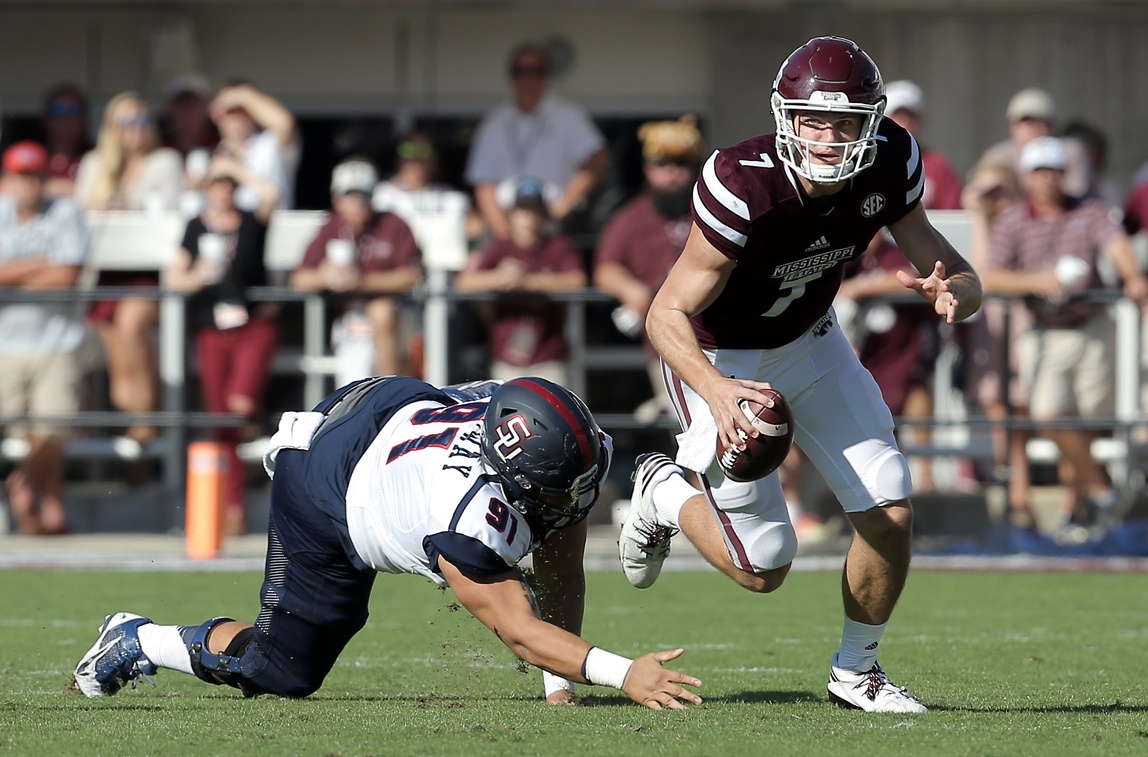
[926,702,1148,715]
[48,688,1148,715]
[571,695,1148,714]
[144,690,825,707]
[563,690,824,707]
[18,702,169,712]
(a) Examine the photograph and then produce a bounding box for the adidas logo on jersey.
[804,235,830,253]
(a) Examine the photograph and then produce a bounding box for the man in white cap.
[976,87,1093,199]
[883,81,963,210]
[982,136,1148,539]
[291,158,424,385]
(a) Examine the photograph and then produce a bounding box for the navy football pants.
[236,448,377,697]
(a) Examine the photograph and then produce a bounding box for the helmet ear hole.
[480,376,603,534]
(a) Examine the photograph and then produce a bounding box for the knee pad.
[704,472,795,572]
[745,518,798,573]
[188,617,258,695]
[840,440,912,511]
[871,449,913,504]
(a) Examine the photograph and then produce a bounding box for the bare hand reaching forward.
[896,260,960,323]
[622,648,704,711]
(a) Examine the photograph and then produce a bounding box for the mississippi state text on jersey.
[691,118,924,349]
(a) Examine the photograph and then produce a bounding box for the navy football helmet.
[481,377,604,533]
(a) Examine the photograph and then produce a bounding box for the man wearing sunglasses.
[40,84,92,198]
[73,376,703,711]
[465,42,608,239]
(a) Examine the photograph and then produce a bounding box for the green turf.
[2,567,1147,756]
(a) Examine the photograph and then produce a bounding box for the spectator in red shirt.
[882,81,962,210]
[782,83,962,538]
[455,178,586,384]
[1123,175,1148,240]
[594,115,702,420]
[839,234,940,491]
[290,158,423,387]
[40,83,92,199]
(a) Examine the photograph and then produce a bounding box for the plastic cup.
[326,238,356,267]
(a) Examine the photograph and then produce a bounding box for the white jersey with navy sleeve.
[343,398,533,583]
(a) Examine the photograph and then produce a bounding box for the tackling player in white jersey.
[72,375,702,710]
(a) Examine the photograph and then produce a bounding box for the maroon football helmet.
[771,37,886,184]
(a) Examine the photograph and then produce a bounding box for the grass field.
[2,567,1147,757]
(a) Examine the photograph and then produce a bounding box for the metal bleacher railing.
[0,209,1143,510]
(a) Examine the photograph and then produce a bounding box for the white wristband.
[543,671,576,697]
[581,647,634,689]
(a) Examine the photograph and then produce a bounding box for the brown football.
[716,388,795,483]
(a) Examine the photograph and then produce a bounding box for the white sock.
[137,623,194,675]
[836,617,887,671]
[651,470,699,530]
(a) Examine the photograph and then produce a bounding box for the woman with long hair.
[75,92,183,447]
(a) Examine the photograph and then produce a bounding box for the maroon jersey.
[595,194,689,293]
[299,212,421,273]
[921,149,963,211]
[473,234,584,366]
[1124,180,1148,236]
[691,118,923,349]
[844,237,938,415]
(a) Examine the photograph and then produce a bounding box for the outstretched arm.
[438,555,703,710]
[213,84,298,148]
[888,203,983,324]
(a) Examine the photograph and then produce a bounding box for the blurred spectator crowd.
[0,41,1146,543]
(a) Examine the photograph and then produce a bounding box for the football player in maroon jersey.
[620,37,981,713]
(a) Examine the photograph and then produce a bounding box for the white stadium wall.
[0,2,1146,192]
[0,5,709,115]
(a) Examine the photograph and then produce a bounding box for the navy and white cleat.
[71,612,157,698]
